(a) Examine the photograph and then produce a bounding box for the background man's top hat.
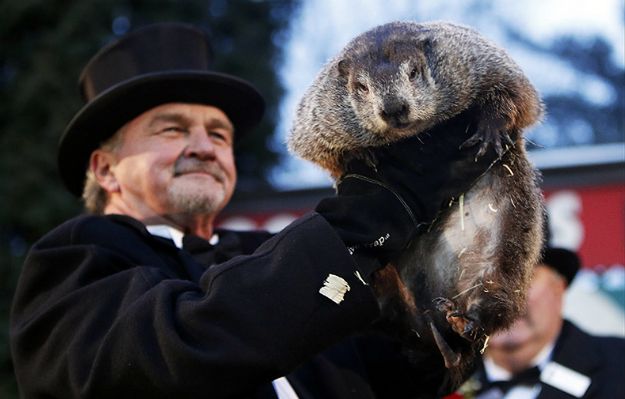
[541,246,581,287]
[58,22,265,197]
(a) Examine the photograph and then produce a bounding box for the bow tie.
[182,234,215,252]
[486,366,541,395]
[182,232,246,267]
[182,234,217,266]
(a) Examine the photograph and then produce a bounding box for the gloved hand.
[316,111,505,281]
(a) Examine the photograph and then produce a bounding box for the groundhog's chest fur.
[288,21,544,394]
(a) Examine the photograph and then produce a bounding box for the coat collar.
[536,320,599,399]
[102,213,248,279]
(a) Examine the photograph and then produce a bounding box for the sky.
[269,0,624,189]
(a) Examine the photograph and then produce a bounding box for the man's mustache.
[173,157,225,182]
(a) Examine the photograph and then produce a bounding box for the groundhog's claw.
[460,132,483,149]
[460,130,498,159]
[461,114,511,158]
[433,297,455,312]
[433,297,483,342]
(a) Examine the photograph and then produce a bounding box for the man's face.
[488,265,566,352]
[105,103,237,219]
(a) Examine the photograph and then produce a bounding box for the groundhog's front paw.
[461,115,513,158]
[340,148,378,174]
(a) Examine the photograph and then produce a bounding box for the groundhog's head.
[336,22,443,142]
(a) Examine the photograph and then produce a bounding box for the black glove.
[316,111,504,280]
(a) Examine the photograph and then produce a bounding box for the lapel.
[251,382,279,399]
[538,382,577,399]
[105,214,263,284]
[284,377,315,399]
[104,214,207,282]
[537,320,599,399]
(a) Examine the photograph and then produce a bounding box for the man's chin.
[167,186,227,215]
[489,322,533,350]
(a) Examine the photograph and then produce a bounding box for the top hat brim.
[58,70,265,197]
[541,246,581,286]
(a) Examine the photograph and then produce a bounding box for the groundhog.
[288,21,544,393]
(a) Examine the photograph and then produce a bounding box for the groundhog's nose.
[380,102,410,128]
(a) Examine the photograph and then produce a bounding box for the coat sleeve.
[10,213,380,398]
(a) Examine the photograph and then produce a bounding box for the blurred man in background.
[464,247,625,399]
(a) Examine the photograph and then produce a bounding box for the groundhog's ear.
[337,59,351,78]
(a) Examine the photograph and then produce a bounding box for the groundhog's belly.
[374,161,540,383]
[438,174,504,296]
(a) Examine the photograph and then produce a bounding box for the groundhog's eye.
[355,82,369,94]
[409,67,419,81]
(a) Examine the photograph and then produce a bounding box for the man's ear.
[89,150,120,193]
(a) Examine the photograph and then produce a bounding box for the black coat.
[472,320,625,399]
[10,213,428,399]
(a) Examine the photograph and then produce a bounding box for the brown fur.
[289,21,543,175]
[288,21,544,394]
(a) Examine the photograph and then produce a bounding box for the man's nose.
[185,128,216,159]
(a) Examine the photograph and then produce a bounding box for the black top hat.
[58,23,265,197]
[540,247,581,287]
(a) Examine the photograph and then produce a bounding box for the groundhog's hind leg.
[433,297,484,341]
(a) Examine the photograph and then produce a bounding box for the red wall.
[545,184,625,268]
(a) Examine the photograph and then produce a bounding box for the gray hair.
[81,127,125,214]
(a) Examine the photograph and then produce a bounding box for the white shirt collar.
[484,340,556,381]
[272,377,299,399]
[146,225,186,248]
[146,225,221,248]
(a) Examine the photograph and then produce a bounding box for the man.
[463,247,625,399]
[10,23,497,398]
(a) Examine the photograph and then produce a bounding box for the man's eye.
[210,131,229,142]
[163,126,184,133]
